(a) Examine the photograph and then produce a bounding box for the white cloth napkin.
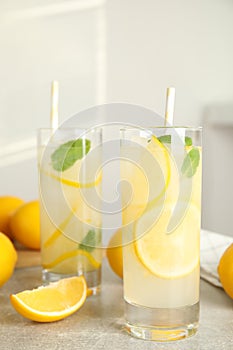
[200,229,233,287]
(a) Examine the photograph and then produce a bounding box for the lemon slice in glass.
[43,159,102,189]
[42,249,101,273]
[146,135,171,204]
[134,202,200,279]
[121,135,175,227]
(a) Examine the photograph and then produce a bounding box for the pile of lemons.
[0,196,40,287]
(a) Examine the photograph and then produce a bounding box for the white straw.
[164,87,175,126]
[50,80,59,130]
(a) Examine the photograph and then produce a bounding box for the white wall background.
[0,0,233,235]
[106,0,233,125]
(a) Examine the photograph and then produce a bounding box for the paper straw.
[164,87,175,126]
[50,80,59,130]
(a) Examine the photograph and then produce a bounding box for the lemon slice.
[146,135,171,206]
[10,276,87,322]
[43,208,77,248]
[121,135,174,226]
[134,202,200,279]
[42,165,102,188]
[43,249,101,272]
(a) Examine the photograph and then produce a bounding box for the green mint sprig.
[51,139,91,172]
[181,147,200,178]
[157,135,192,146]
[79,229,100,253]
[156,134,200,177]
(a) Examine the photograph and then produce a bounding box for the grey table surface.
[0,259,233,350]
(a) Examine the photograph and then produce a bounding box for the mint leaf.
[157,135,192,146]
[181,148,200,177]
[185,136,192,146]
[79,229,100,253]
[51,139,91,172]
[157,135,171,144]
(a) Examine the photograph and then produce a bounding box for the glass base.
[124,299,199,342]
[42,267,101,295]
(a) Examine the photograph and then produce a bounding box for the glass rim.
[37,127,103,146]
[37,126,103,132]
[120,126,202,132]
[38,126,202,132]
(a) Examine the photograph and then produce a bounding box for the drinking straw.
[164,87,175,126]
[50,80,59,130]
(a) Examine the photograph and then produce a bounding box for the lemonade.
[38,128,102,294]
[121,127,202,341]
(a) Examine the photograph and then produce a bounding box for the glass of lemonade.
[121,126,202,341]
[38,127,102,294]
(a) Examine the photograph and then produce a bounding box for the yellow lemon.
[10,200,40,250]
[0,196,24,239]
[0,232,17,287]
[106,229,123,279]
[218,243,233,299]
[10,276,87,322]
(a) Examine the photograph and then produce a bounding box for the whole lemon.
[0,196,24,239]
[218,243,233,299]
[10,200,40,250]
[0,232,17,287]
[106,229,123,279]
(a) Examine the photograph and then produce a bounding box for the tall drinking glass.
[121,127,202,341]
[38,127,102,294]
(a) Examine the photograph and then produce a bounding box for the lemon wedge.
[10,276,87,322]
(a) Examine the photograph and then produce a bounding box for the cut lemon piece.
[145,135,179,211]
[121,135,174,226]
[43,209,77,248]
[43,249,101,272]
[42,157,102,189]
[10,276,87,323]
[42,168,102,188]
[46,170,102,188]
[134,202,200,279]
[147,135,171,204]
